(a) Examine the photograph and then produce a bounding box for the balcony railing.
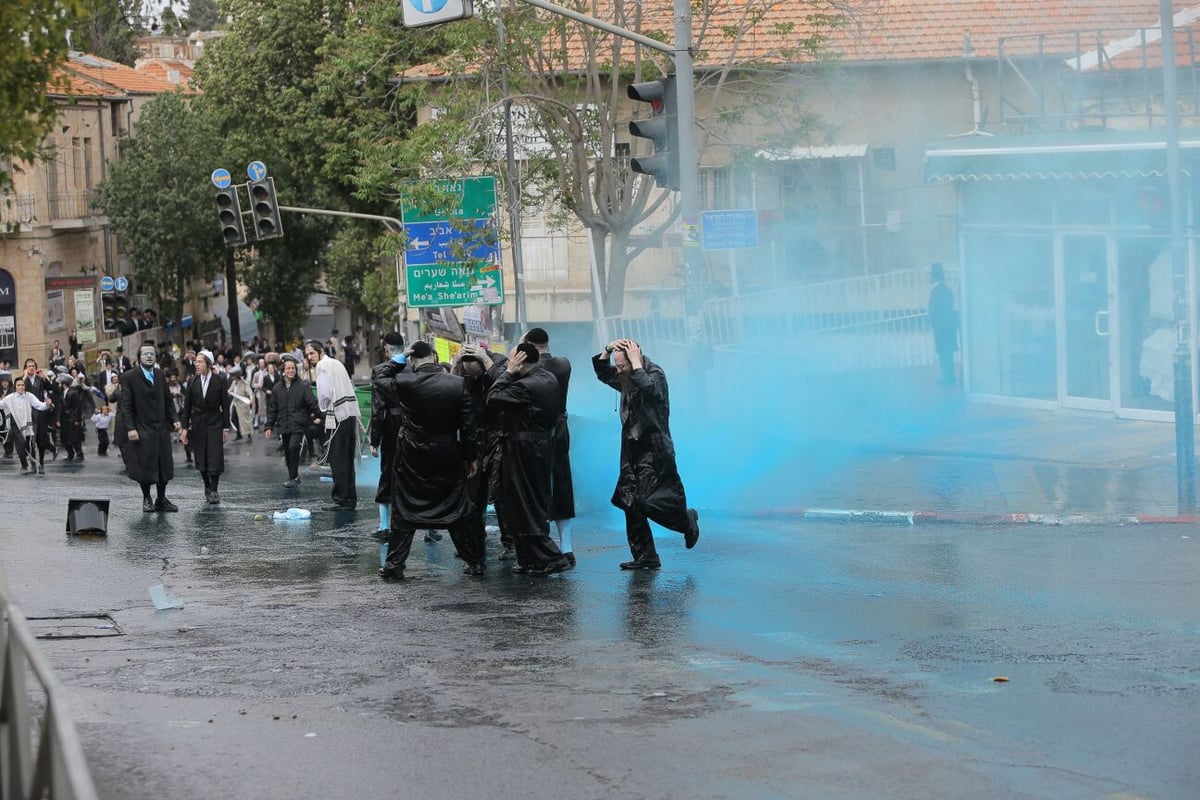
[49,190,99,221]
[0,192,36,227]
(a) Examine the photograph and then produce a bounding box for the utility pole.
[1161,0,1196,513]
[496,8,527,334]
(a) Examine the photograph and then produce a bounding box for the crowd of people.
[1,328,701,579]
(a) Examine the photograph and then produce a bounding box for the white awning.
[757,144,869,161]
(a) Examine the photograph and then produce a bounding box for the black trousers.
[513,531,565,569]
[281,433,304,480]
[327,419,357,507]
[97,428,110,455]
[384,519,482,572]
[13,433,31,468]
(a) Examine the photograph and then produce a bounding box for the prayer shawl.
[315,355,360,423]
[1,392,49,436]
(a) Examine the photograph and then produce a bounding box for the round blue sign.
[99,276,115,292]
[211,168,232,189]
[114,276,129,292]
[247,161,268,181]
[409,0,450,11]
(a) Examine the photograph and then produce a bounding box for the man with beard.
[369,332,406,538]
[264,355,322,488]
[520,327,577,565]
[305,340,361,511]
[376,341,481,579]
[179,350,231,504]
[21,359,56,470]
[487,342,571,576]
[593,338,700,570]
[118,343,182,512]
[452,343,509,558]
[59,374,94,461]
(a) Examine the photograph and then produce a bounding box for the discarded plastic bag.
[273,507,312,522]
[149,584,184,610]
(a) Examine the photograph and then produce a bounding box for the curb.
[750,508,1200,526]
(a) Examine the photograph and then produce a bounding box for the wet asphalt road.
[0,438,1197,799]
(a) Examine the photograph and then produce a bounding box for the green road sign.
[400,176,496,223]
[407,262,503,308]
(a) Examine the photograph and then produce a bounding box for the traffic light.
[248,177,283,240]
[627,76,679,190]
[216,187,247,247]
[100,290,130,333]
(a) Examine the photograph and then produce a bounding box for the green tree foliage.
[95,91,227,334]
[186,0,221,31]
[77,0,147,66]
[0,0,87,183]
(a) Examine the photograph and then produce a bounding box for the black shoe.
[685,508,700,549]
[370,529,390,542]
[619,559,661,570]
[378,566,404,581]
[423,530,443,542]
[510,564,531,574]
[77,453,84,462]
[207,492,220,505]
[283,478,299,488]
[37,464,44,474]
[142,498,155,513]
[529,558,571,576]
[564,552,576,567]
[321,504,356,512]
[64,455,74,462]
[462,563,486,577]
[155,498,179,512]
[498,546,517,561]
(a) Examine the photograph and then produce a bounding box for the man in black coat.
[521,327,576,564]
[179,351,232,504]
[376,341,481,579]
[487,342,571,576]
[928,262,958,385]
[21,358,55,471]
[263,356,322,487]
[593,338,699,570]
[452,344,508,557]
[369,332,405,537]
[118,343,182,512]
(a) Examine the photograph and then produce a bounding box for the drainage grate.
[27,614,122,640]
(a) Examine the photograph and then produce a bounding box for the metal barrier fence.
[601,267,944,375]
[0,575,98,800]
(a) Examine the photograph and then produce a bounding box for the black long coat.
[265,377,320,435]
[60,384,95,449]
[377,362,477,527]
[180,372,231,474]
[117,366,177,484]
[592,353,691,532]
[539,353,576,519]
[370,360,404,504]
[929,281,958,354]
[486,365,560,537]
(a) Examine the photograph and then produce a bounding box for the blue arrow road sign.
[405,219,500,265]
[99,276,115,292]
[114,276,129,292]
[211,168,232,189]
[247,161,267,181]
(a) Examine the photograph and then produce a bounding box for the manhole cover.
[27,614,122,640]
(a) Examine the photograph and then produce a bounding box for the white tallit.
[315,355,360,423]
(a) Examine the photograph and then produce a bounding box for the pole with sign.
[401,0,473,28]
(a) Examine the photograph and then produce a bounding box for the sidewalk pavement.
[735,368,1198,525]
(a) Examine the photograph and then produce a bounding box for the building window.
[873,147,896,171]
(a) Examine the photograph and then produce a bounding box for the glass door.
[1117,236,1174,418]
[1059,235,1114,410]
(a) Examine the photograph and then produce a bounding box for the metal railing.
[47,191,98,222]
[601,267,945,375]
[0,574,98,800]
[0,193,36,228]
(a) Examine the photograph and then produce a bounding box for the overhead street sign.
[99,276,115,292]
[247,161,267,181]
[400,0,474,28]
[211,168,232,189]
[401,176,503,308]
[701,209,758,251]
[114,276,129,292]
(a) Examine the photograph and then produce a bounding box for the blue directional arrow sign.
[99,276,115,292]
[405,219,500,265]
[114,276,129,292]
[211,168,232,189]
[401,0,473,28]
[247,161,267,181]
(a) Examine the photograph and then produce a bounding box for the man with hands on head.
[594,338,700,570]
[263,355,322,488]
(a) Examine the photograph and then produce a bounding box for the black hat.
[383,331,404,347]
[280,354,299,364]
[515,342,540,363]
[522,327,549,346]
[409,341,433,359]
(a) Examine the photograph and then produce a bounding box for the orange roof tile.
[405,1,1200,77]
[63,52,179,95]
[135,58,196,88]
